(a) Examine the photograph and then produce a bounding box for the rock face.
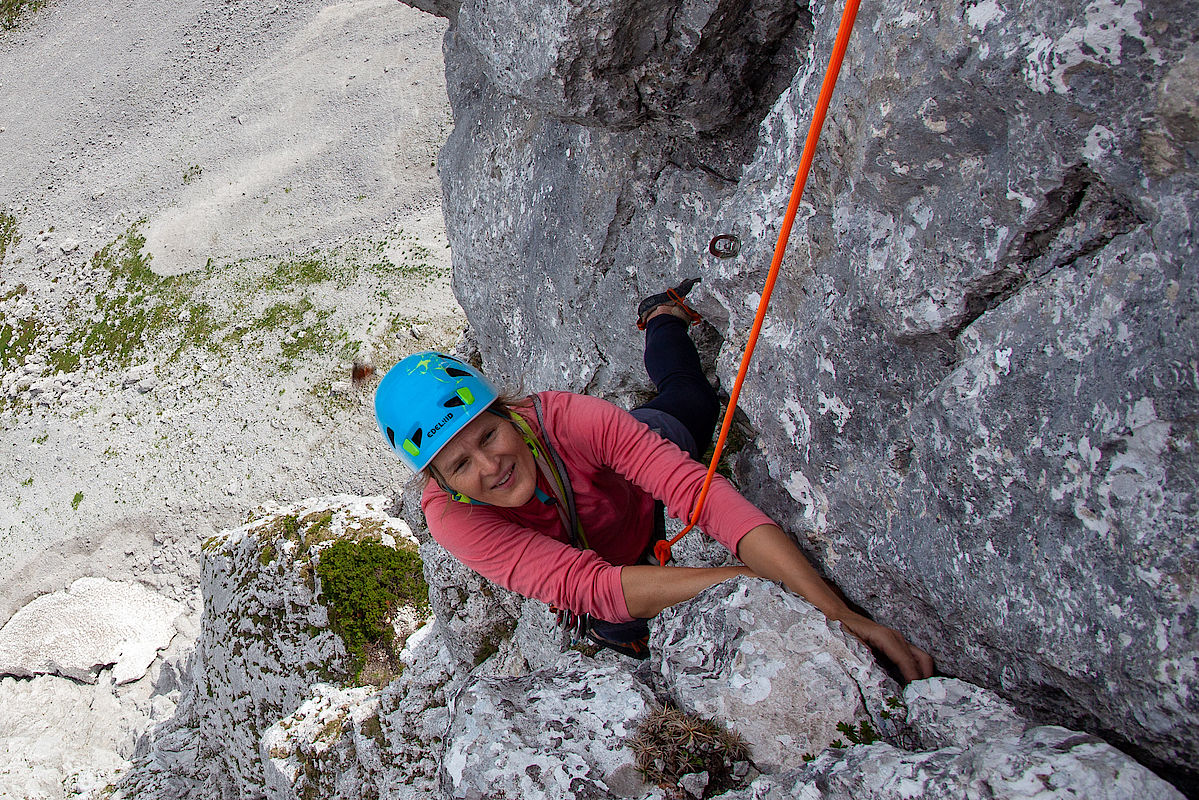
[416,0,1199,786]
[117,496,424,800]
[260,621,463,800]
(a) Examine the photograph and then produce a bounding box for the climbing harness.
[655,0,863,565]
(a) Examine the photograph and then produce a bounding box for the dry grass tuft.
[628,705,752,798]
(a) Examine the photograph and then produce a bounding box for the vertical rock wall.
[411,0,1198,788]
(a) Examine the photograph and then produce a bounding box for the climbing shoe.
[636,277,703,330]
[586,627,652,660]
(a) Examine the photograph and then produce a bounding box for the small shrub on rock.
[629,705,752,799]
[315,539,428,684]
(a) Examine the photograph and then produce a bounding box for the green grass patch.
[1,0,45,30]
[71,491,83,510]
[1,223,456,410]
[315,539,427,682]
[260,256,336,291]
[1,225,211,376]
[0,315,38,373]
[0,209,18,263]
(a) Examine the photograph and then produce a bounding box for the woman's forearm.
[620,564,755,619]
[734,524,852,619]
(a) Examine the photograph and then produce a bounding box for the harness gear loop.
[654,0,862,565]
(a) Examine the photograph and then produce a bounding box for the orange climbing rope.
[654,0,863,565]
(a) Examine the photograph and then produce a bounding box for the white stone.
[0,577,183,684]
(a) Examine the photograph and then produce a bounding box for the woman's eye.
[482,429,495,444]
[452,458,467,475]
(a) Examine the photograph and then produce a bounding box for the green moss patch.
[315,539,427,684]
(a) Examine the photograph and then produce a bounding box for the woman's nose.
[479,450,502,474]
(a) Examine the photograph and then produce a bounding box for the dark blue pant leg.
[632,315,720,459]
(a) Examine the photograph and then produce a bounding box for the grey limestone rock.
[260,683,382,800]
[440,651,656,800]
[716,677,1185,799]
[419,535,524,670]
[260,619,472,800]
[419,0,1199,786]
[654,576,900,771]
[903,675,1028,751]
[117,496,424,800]
[263,620,469,800]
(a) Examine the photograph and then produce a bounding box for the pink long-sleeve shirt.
[421,391,776,622]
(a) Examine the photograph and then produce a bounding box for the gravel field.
[0,1,458,795]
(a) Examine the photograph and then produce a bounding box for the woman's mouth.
[491,464,514,490]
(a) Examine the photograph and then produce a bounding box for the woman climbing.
[374,280,934,681]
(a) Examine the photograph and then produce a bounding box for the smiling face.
[429,410,537,507]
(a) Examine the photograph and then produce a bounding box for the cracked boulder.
[654,576,900,771]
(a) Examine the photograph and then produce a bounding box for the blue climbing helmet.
[375,351,500,472]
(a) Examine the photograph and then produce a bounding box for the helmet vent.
[444,367,472,378]
[443,387,475,408]
[401,427,423,459]
[386,427,396,447]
